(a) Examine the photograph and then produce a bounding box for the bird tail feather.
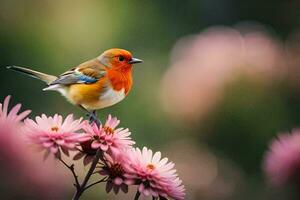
[7,66,57,85]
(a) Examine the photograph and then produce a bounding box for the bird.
[7,48,143,122]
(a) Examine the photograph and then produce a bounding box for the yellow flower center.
[104,126,114,135]
[51,126,59,132]
[146,164,155,171]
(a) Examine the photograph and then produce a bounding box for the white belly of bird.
[95,87,126,109]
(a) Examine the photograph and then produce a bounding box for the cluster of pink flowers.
[97,147,185,199]
[1,95,185,200]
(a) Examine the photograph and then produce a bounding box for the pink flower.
[82,115,135,154]
[0,96,68,199]
[23,114,88,156]
[263,129,300,186]
[0,95,31,123]
[161,25,286,122]
[123,147,185,200]
[98,151,134,194]
[0,96,32,166]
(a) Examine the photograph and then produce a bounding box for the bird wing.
[49,59,107,85]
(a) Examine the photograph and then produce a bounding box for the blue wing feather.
[49,62,106,86]
[75,73,98,83]
[49,71,99,85]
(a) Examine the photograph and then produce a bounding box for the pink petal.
[151,189,159,197]
[100,143,109,151]
[2,95,11,118]
[56,139,65,145]
[16,110,31,121]
[113,177,123,185]
[7,103,21,120]
[91,141,101,149]
[143,188,150,196]
[43,141,54,148]
[50,146,58,153]
[124,179,135,185]
[152,151,161,164]
[138,184,145,193]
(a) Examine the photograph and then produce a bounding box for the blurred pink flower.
[23,114,88,156]
[0,96,32,167]
[82,115,135,154]
[98,152,134,194]
[161,25,286,122]
[0,95,31,123]
[263,129,300,186]
[0,95,68,199]
[123,147,185,200]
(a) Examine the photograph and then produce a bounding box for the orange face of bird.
[97,48,143,71]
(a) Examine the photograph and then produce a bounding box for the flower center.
[93,135,100,140]
[110,163,125,178]
[80,140,97,156]
[51,126,59,132]
[146,164,155,171]
[104,126,114,135]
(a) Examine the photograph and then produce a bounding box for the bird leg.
[89,110,101,125]
[78,105,101,126]
[88,111,101,126]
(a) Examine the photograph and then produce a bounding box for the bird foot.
[87,111,101,126]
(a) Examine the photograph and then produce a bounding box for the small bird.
[7,48,143,120]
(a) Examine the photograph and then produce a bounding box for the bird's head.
[97,48,143,71]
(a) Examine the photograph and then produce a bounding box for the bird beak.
[128,58,143,64]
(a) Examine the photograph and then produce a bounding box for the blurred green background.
[1,0,300,199]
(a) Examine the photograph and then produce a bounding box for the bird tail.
[7,66,57,85]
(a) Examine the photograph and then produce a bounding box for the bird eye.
[118,56,125,61]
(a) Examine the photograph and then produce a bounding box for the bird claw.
[87,111,101,126]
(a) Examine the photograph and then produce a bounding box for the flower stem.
[72,149,102,200]
[58,158,80,190]
[84,177,107,191]
[134,190,141,200]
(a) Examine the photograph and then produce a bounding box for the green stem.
[58,158,80,190]
[72,149,102,200]
[134,190,141,200]
[84,177,107,191]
